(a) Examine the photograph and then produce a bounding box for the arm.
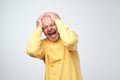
[55,20,78,51]
[26,27,45,59]
[26,14,45,59]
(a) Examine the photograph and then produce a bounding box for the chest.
[43,42,67,64]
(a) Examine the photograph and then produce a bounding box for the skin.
[41,15,60,42]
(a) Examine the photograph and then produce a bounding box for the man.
[26,12,82,80]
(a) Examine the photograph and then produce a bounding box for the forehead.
[41,16,54,24]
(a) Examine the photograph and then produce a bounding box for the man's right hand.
[36,14,45,28]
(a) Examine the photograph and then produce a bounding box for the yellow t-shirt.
[26,20,82,80]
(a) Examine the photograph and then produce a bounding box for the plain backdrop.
[0,0,120,80]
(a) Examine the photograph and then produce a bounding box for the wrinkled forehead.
[41,15,51,21]
[41,15,55,26]
[41,15,54,22]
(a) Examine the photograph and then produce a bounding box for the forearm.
[55,20,78,51]
[26,27,43,58]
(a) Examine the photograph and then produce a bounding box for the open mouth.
[48,30,56,36]
[47,30,59,41]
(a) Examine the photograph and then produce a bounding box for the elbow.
[67,32,78,47]
[65,36,78,47]
[26,49,37,58]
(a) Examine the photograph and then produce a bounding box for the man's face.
[41,16,59,42]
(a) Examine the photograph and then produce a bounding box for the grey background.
[0,0,120,80]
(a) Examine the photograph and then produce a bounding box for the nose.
[47,26,52,31]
